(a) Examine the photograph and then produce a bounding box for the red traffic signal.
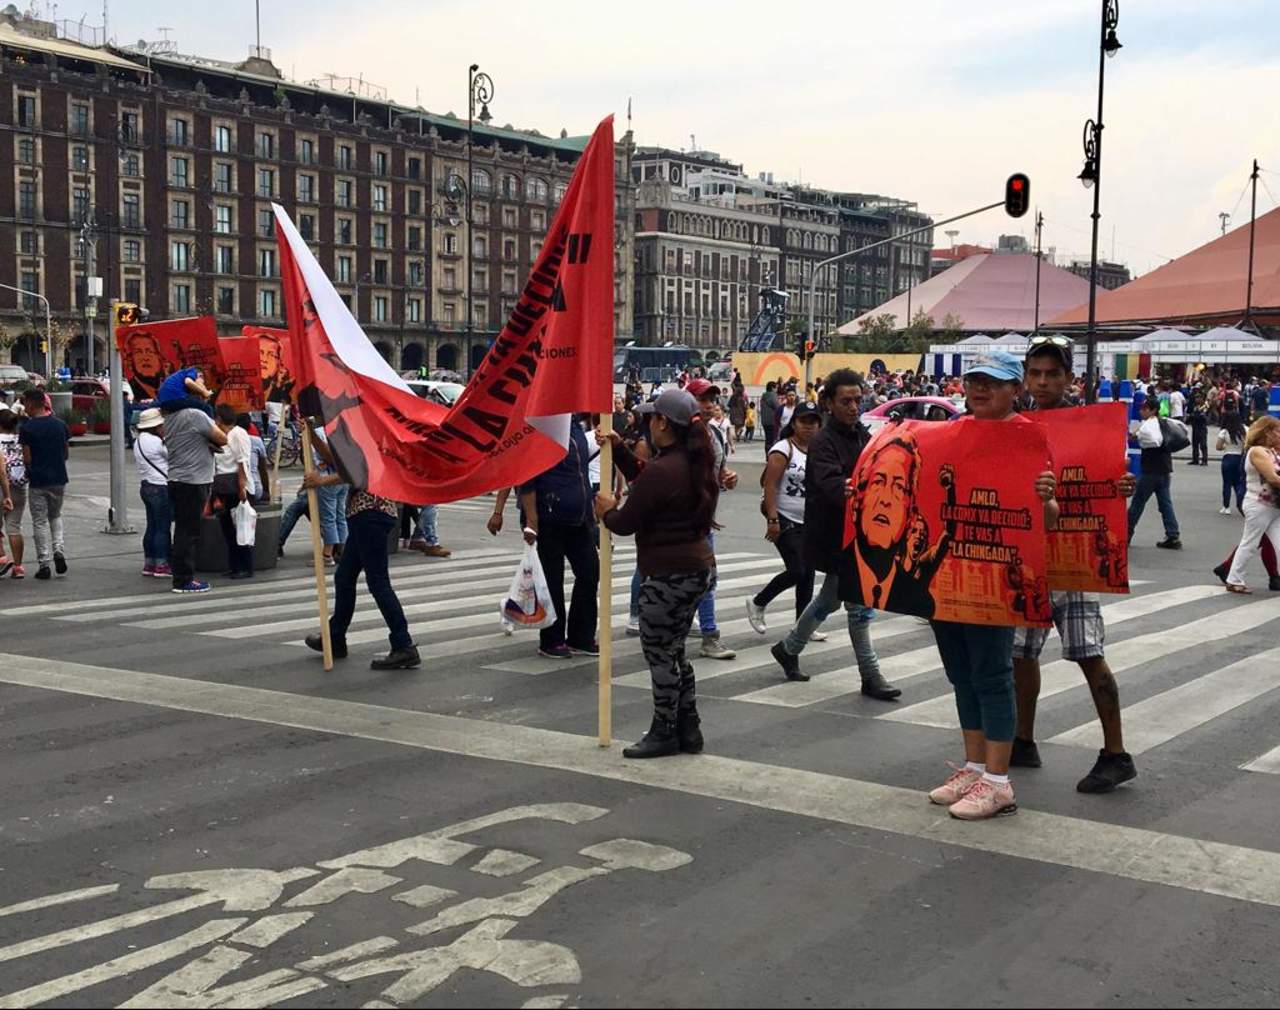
[1005,173,1030,218]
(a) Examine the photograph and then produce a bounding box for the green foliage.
[90,398,113,423]
[57,406,84,426]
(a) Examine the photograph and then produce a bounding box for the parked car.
[404,380,465,407]
[70,378,111,415]
[861,395,962,436]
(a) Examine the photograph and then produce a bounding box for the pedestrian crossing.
[16,538,1280,777]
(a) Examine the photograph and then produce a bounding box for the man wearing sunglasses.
[1013,335,1139,794]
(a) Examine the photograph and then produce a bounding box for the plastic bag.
[500,543,557,631]
[233,501,258,547]
[1158,417,1191,454]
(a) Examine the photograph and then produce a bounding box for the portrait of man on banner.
[843,418,1054,628]
[121,328,174,401]
[252,327,295,404]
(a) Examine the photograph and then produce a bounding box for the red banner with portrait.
[215,336,266,413]
[115,316,218,402]
[843,417,1053,627]
[242,325,296,404]
[1032,403,1130,593]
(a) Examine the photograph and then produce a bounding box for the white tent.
[956,334,994,345]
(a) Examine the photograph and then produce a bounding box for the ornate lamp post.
[1079,0,1122,403]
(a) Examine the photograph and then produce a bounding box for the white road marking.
[0,884,118,919]
[229,911,315,948]
[282,868,402,907]
[295,937,399,971]
[472,849,543,878]
[5,656,1280,909]
[391,886,456,910]
[733,638,942,707]
[1241,745,1280,775]
[119,946,325,1008]
[879,587,1253,729]
[1050,648,1280,753]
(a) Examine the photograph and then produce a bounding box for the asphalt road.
[2,442,1279,1008]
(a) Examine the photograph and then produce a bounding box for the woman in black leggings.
[746,401,823,636]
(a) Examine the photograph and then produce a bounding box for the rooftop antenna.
[255,0,260,52]
[690,133,696,151]
[1219,211,1230,235]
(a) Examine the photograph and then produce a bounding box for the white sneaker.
[1219,507,1232,515]
[625,618,641,637]
[745,598,767,634]
[810,630,828,642]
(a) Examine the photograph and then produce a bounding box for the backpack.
[1158,417,1190,454]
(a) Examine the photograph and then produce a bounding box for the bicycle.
[264,415,302,468]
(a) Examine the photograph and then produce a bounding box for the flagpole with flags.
[300,421,333,672]
[597,413,613,748]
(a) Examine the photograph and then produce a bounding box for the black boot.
[371,645,420,670]
[676,704,704,754]
[623,715,680,759]
[1270,574,1280,592]
[1212,563,1229,585]
[860,670,902,701]
[305,633,348,659]
[771,641,809,682]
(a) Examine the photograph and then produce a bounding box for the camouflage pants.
[638,568,715,722]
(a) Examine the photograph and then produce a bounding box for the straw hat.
[135,407,164,431]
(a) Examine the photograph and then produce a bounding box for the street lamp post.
[467,64,494,370]
[0,283,52,377]
[1033,210,1044,336]
[1079,0,1122,404]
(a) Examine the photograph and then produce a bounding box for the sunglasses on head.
[1027,334,1072,350]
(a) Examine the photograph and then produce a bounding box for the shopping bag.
[500,543,558,631]
[233,501,258,547]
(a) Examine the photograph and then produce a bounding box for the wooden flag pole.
[597,413,614,748]
[300,423,333,672]
[269,403,287,502]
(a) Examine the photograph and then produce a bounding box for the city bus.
[613,344,696,384]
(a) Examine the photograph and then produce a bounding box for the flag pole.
[300,422,333,672]
[270,403,287,502]
[597,412,614,748]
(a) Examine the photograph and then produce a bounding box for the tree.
[903,309,935,349]
[939,313,965,343]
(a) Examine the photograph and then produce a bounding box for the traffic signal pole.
[104,302,133,535]
[804,199,1005,389]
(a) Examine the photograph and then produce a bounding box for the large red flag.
[274,117,615,503]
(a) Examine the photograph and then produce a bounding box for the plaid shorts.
[1012,591,1105,662]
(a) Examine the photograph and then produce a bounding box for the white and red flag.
[273,116,615,502]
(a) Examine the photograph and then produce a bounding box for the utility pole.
[1219,212,1230,236]
[1244,158,1260,330]
[1033,210,1044,336]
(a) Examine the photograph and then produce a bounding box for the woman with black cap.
[595,388,719,759]
[746,400,823,635]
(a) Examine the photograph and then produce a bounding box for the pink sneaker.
[928,765,983,806]
[11,564,25,579]
[153,563,172,578]
[949,778,1017,820]
[142,564,155,577]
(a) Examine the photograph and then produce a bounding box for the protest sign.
[243,325,296,404]
[115,317,220,402]
[216,336,266,413]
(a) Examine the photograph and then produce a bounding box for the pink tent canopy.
[839,253,1094,335]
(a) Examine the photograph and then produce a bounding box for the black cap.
[793,400,822,420]
[1025,335,1074,371]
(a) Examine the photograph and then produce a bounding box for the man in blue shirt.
[18,388,69,580]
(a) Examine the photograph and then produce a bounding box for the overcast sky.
[84,0,1280,275]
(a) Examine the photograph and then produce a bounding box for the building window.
[531,209,545,232]
[124,278,141,304]
[472,235,487,258]
[407,225,422,252]
[473,203,489,225]
[502,206,518,228]
[260,289,278,318]
[298,174,315,203]
[258,169,275,198]
[215,246,234,274]
[259,248,276,277]
[553,182,567,204]
[530,240,542,264]
[443,267,457,291]
[259,209,274,237]
[73,187,90,224]
[170,199,190,229]
[502,270,517,294]
[337,255,352,283]
[170,118,189,146]
[373,260,388,285]
[18,94,37,128]
[474,301,488,327]
[122,239,140,263]
[20,231,37,255]
[217,286,235,314]
[122,194,141,229]
[173,283,192,314]
[373,184,388,212]
[214,163,233,193]
[299,214,315,241]
[374,151,388,176]
[170,241,191,272]
[299,138,314,165]
[443,302,456,325]
[408,261,424,286]
[503,238,516,261]
[337,179,353,207]
[215,125,232,153]
[18,138,35,164]
[120,110,140,143]
[257,132,275,160]
[473,267,488,290]
[407,297,422,323]
[374,295,388,322]
[408,156,422,180]
[472,168,492,195]
[501,174,519,199]
[338,219,352,245]
[408,189,422,215]
[337,145,353,170]
[72,145,89,171]
[70,102,90,135]
[373,222,388,248]
[525,177,548,202]
[170,157,190,188]
[215,205,232,234]
[443,232,458,255]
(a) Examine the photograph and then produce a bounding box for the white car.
[404,379,465,407]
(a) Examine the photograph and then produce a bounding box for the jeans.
[782,571,880,676]
[140,482,172,565]
[28,485,66,566]
[536,521,599,650]
[279,491,309,547]
[331,510,411,650]
[1222,454,1246,510]
[753,517,814,620]
[629,564,643,620]
[931,620,1017,742]
[1128,472,1180,539]
[168,481,210,587]
[696,532,718,635]
[410,504,439,545]
[317,484,349,546]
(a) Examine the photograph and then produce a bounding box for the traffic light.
[794,333,807,359]
[1004,173,1030,218]
[113,302,149,327]
[804,340,816,359]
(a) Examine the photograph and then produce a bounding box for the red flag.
[274,116,615,502]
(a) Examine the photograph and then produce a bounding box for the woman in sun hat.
[132,407,172,579]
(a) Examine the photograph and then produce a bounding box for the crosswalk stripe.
[614,616,920,690]
[57,546,642,625]
[1048,647,1280,753]
[1241,745,1280,775]
[879,594,1280,730]
[200,563,783,642]
[745,586,1226,714]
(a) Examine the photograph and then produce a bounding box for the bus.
[613,344,695,384]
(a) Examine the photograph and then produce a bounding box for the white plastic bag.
[500,543,557,631]
[233,501,258,547]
